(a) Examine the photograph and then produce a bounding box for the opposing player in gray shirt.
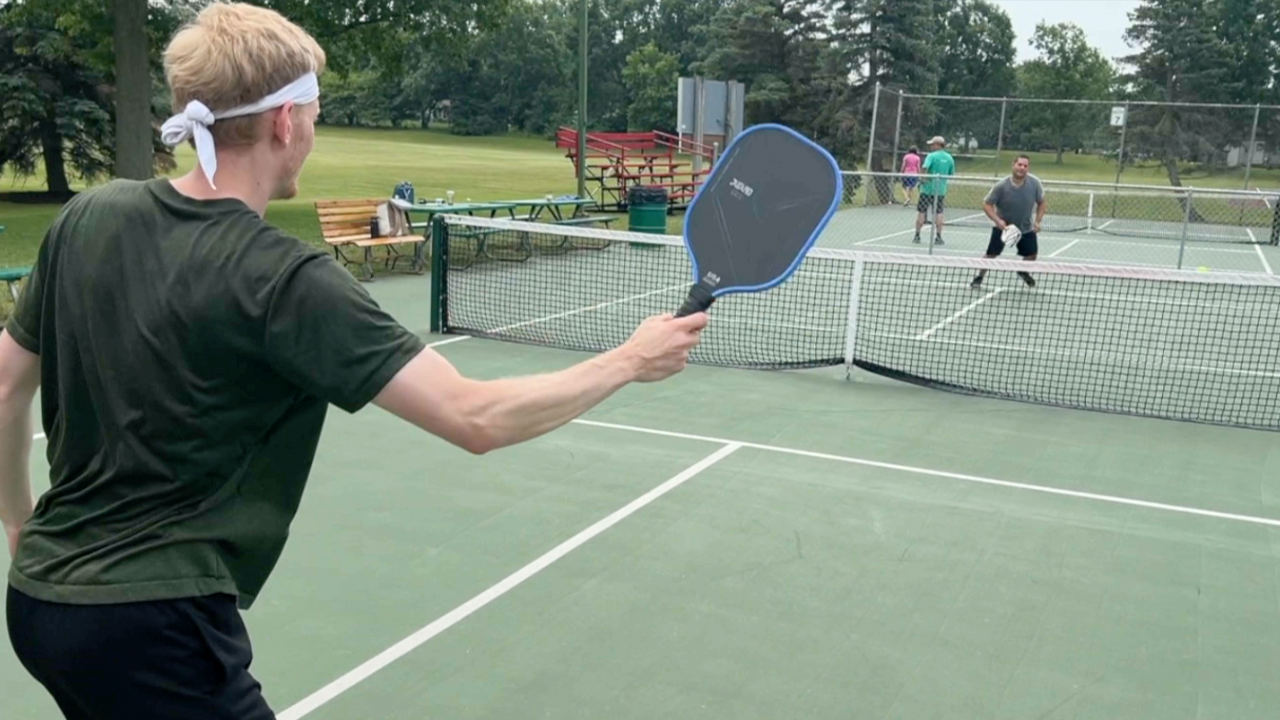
[971,155,1047,289]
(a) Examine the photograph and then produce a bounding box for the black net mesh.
[434,216,1280,430]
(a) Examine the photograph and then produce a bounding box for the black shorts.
[986,227,1038,257]
[917,193,945,214]
[7,585,274,720]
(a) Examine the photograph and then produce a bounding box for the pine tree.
[826,0,940,184]
[1121,0,1240,186]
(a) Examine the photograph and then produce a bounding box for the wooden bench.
[315,199,425,281]
[0,267,32,303]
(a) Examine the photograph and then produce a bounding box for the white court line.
[277,415,1280,717]
[947,212,988,225]
[1046,238,1082,258]
[914,288,1005,340]
[1096,219,1116,230]
[426,336,470,348]
[853,228,917,246]
[571,419,1280,529]
[852,212,987,246]
[32,433,44,441]
[1247,229,1274,274]
[277,442,742,720]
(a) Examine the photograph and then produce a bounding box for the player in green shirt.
[913,136,956,245]
[0,4,707,717]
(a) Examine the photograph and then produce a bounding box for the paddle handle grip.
[676,284,715,318]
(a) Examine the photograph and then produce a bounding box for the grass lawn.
[0,125,610,269]
[6,124,1280,275]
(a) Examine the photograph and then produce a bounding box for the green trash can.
[627,186,668,235]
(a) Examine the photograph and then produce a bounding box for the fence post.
[1244,103,1261,191]
[864,81,882,208]
[891,90,904,172]
[995,98,1007,173]
[1111,101,1130,218]
[1113,101,1130,188]
[1177,188,1193,270]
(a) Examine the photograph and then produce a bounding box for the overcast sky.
[991,0,1144,66]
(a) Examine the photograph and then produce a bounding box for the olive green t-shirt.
[6,179,426,609]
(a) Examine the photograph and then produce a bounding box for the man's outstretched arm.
[0,331,39,557]
[374,313,708,455]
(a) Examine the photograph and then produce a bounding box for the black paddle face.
[682,126,840,300]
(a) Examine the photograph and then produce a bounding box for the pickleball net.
[428,215,1280,431]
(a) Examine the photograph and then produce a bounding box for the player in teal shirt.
[913,136,956,245]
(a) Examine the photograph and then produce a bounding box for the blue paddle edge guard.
[675,123,843,318]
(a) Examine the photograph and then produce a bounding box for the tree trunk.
[1055,145,1065,164]
[112,0,153,179]
[41,118,70,194]
[1164,156,1206,222]
[1163,156,1183,187]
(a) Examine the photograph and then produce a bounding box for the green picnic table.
[504,196,604,223]
[0,224,31,302]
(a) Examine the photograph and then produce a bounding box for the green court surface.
[4,271,1280,720]
[820,204,1280,275]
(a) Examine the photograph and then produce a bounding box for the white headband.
[160,72,320,189]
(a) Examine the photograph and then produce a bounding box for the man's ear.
[272,101,296,145]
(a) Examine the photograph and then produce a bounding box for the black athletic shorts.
[917,193,945,214]
[7,585,274,720]
[986,227,1038,257]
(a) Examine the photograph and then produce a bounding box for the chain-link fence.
[866,86,1280,191]
[827,171,1280,272]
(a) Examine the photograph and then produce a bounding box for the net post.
[1177,189,1193,269]
[843,258,865,375]
[996,98,1007,171]
[1244,103,1261,191]
[429,215,447,333]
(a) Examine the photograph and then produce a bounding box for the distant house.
[1226,141,1267,168]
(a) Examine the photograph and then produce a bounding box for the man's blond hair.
[164,2,326,146]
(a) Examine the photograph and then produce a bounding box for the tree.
[1217,0,1280,105]
[1215,0,1280,171]
[1121,0,1240,186]
[936,0,1016,100]
[1013,23,1115,164]
[828,0,940,177]
[112,0,151,179]
[696,1,833,147]
[912,0,1017,167]
[616,0,732,76]
[622,43,680,132]
[254,0,514,76]
[0,2,114,195]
